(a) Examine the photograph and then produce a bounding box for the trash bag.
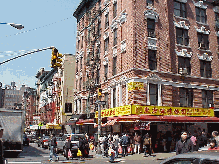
[68,149,72,158]
[77,149,82,157]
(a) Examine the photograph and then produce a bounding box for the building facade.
[73,0,219,135]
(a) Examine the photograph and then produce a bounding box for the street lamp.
[0,22,24,30]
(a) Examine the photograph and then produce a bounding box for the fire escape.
[84,7,102,118]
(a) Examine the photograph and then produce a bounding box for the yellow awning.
[46,123,62,129]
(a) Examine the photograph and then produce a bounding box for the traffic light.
[97,88,102,98]
[51,48,63,68]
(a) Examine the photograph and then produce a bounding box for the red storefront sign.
[134,122,150,130]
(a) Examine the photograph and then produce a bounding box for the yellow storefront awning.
[46,123,62,129]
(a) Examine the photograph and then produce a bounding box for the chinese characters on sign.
[132,105,214,117]
[127,82,144,91]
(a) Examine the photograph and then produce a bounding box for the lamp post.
[0,22,24,30]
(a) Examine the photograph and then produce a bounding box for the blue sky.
[0,0,81,88]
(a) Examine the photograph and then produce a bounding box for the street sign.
[95,101,106,105]
[38,122,43,127]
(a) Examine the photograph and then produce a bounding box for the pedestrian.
[120,133,130,157]
[113,134,120,158]
[208,139,219,150]
[143,133,152,157]
[49,133,59,162]
[212,131,219,147]
[134,133,141,154]
[79,136,85,160]
[176,131,193,155]
[64,137,71,160]
[103,135,109,157]
[0,126,6,164]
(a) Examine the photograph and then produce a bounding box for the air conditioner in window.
[180,21,185,26]
[148,31,156,38]
[179,68,188,75]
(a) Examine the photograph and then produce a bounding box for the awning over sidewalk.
[139,115,219,123]
[46,123,62,129]
[76,119,94,125]
[93,119,118,128]
[67,114,83,125]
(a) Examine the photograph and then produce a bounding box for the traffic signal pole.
[97,103,102,154]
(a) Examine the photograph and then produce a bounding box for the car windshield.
[71,135,85,141]
[44,136,49,139]
[56,137,63,141]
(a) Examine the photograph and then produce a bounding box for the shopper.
[120,133,130,157]
[143,133,152,157]
[176,132,193,155]
[49,134,59,162]
[134,133,141,154]
[212,131,219,147]
[113,134,120,158]
[208,139,219,150]
[64,137,71,160]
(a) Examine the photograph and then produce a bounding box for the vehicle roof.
[160,151,219,163]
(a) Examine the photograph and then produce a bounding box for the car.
[38,136,50,149]
[160,151,219,164]
[56,137,65,153]
[23,134,29,146]
[63,134,89,159]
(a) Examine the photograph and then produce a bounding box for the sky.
[0,0,81,89]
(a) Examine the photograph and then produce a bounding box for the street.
[5,143,176,164]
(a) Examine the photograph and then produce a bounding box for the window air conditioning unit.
[180,21,185,26]
[179,68,188,75]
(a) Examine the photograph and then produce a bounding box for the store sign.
[127,82,144,91]
[95,105,214,118]
[132,105,214,117]
[95,105,132,118]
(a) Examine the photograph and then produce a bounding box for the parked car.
[56,137,65,153]
[38,136,50,149]
[63,134,89,159]
[23,134,29,146]
[160,151,219,164]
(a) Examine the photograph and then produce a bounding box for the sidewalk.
[90,150,176,163]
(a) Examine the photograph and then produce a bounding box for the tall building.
[0,82,4,108]
[73,0,219,135]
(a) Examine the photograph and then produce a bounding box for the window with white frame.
[113,88,116,108]
[104,64,108,80]
[147,0,154,6]
[174,0,187,18]
[200,60,212,78]
[202,90,213,108]
[148,50,157,70]
[113,28,117,46]
[112,56,117,76]
[105,13,109,29]
[113,1,117,18]
[176,28,189,46]
[104,37,109,52]
[196,7,207,24]
[179,88,193,107]
[149,84,158,105]
[198,33,209,50]
[178,56,191,75]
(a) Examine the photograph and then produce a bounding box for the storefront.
[95,104,219,152]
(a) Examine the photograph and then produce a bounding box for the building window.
[104,93,109,109]
[179,88,193,107]
[200,60,212,78]
[104,38,109,52]
[81,36,83,49]
[112,56,117,76]
[147,19,155,37]
[79,77,82,91]
[113,88,116,108]
[65,103,72,113]
[198,33,209,50]
[105,13,109,29]
[104,64,108,80]
[113,29,117,46]
[174,1,186,18]
[148,50,157,70]
[80,58,82,69]
[97,20,101,36]
[196,7,206,23]
[149,84,158,105]
[78,40,80,50]
[217,37,219,54]
[146,0,154,6]
[96,69,100,85]
[178,57,191,75]
[202,90,213,108]
[113,1,117,18]
[176,28,189,46]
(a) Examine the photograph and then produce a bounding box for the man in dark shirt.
[176,132,193,155]
[49,134,59,162]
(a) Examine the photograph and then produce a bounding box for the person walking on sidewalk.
[49,133,59,162]
[176,131,193,155]
[134,133,141,154]
[120,133,130,157]
[143,133,152,157]
[64,137,71,160]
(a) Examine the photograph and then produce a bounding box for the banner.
[95,105,214,118]
[127,82,144,91]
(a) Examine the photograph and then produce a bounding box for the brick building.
[73,0,219,135]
